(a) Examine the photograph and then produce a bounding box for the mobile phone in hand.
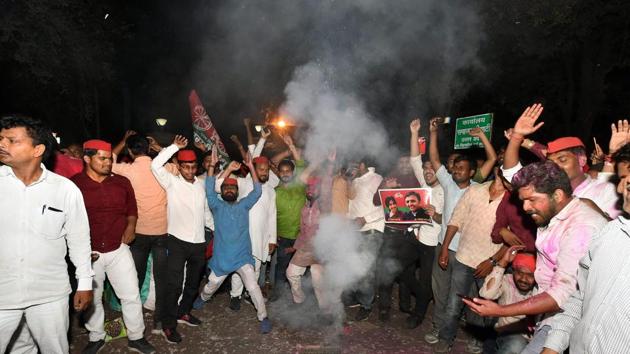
[457,293,473,302]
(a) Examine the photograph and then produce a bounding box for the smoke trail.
[194,0,484,334]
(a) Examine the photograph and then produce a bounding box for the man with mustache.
[150,135,215,344]
[194,156,272,334]
[0,115,93,354]
[464,161,607,354]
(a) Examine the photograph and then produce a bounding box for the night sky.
[3,0,630,161]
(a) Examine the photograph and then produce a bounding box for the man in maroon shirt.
[72,139,155,354]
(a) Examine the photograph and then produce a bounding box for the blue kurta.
[206,176,262,276]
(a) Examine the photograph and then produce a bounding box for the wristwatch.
[489,257,498,267]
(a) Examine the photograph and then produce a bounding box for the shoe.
[433,339,452,353]
[260,318,272,334]
[151,322,162,335]
[128,338,156,354]
[354,307,371,321]
[161,328,182,344]
[466,338,483,354]
[82,339,105,354]
[177,313,202,327]
[405,315,421,329]
[378,309,390,322]
[192,295,207,310]
[229,296,241,311]
[424,327,439,344]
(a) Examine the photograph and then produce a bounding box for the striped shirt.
[545,217,630,353]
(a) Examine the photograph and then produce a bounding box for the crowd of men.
[1,104,630,353]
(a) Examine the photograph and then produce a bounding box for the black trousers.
[130,234,168,324]
[273,236,295,291]
[163,235,206,330]
[377,227,434,320]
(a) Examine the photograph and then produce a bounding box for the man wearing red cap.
[502,103,620,219]
[286,176,330,313]
[0,116,93,354]
[479,247,537,354]
[194,156,272,334]
[213,151,279,311]
[72,139,156,354]
[150,135,214,344]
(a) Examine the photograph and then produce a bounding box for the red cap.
[307,176,321,186]
[512,253,536,273]
[547,137,585,154]
[83,139,111,152]
[222,178,238,186]
[253,156,269,165]
[177,150,197,162]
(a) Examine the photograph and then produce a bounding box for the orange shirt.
[112,155,167,235]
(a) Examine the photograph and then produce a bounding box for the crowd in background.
[2,104,630,354]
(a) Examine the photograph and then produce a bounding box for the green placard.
[454,113,493,149]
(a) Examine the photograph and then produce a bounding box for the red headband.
[512,253,536,273]
[547,137,585,154]
[252,156,269,165]
[177,150,196,162]
[83,139,111,152]
[222,178,238,186]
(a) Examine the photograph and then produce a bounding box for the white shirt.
[151,145,214,243]
[0,165,93,309]
[348,168,385,232]
[215,173,278,262]
[409,155,445,246]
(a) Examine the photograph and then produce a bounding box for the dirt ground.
[68,286,480,354]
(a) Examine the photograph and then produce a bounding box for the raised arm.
[503,104,544,170]
[230,134,248,161]
[244,118,255,146]
[112,130,136,157]
[151,135,187,188]
[605,119,630,173]
[428,117,443,171]
[239,153,262,209]
[469,127,497,180]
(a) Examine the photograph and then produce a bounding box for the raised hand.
[210,146,219,167]
[327,147,337,163]
[513,104,544,136]
[230,134,243,146]
[261,127,272,139]
[410,119,421,133]
[123,130,137,140]
[227,161,242,172]
[499,245,526,268]
[194,140,208,152]
[591,137,605,165]
[147,136,162,152]
[243,117,251,127]
[282,134,294,147]
[504,128,514,141]
[468,127,485,138]
[609,119,630,154]
[173,135,188,149]
[429,117,441,133]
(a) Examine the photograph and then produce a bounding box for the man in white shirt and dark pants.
[347,158,385,321]
[0,115,93,353]
[151,135,214,344]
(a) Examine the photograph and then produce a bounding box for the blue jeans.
[431,244,457,329]
[438,257,482,344]
[496,333,529,354]
[520,325,550,354]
